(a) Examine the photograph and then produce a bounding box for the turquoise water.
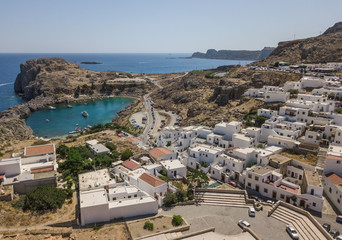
[25,98,134,138]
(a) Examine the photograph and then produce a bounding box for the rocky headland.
[191,47,275,61]
[0,57,157,148]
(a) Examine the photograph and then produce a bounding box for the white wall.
[323,175,342,213]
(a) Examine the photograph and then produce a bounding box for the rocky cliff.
[254,22,342,65]
[191,47,275,61]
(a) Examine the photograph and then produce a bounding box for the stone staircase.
[271,206,327,240]
[195,191,248,208]
[316,147,328,170]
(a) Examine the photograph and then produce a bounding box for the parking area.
[159,205,293,240]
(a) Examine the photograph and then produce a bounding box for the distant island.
[191,47,275,61]
[80,61,102,64]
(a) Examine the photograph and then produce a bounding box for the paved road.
[139,72,188,148]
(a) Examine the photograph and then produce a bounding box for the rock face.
[192,47,275,61]
[255,22,342,65]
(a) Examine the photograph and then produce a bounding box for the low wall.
[243,227,262,240]
[268,201,333,240]
[173,227,215,240]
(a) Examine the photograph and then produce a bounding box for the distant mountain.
[254,22,342,66]
[191,47,275,61]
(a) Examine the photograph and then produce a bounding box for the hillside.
[151,66,301,127]
[192,47,275,61]
[255,22,342,65]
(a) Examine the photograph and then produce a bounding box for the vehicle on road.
[266,200,275,204]
[238,220,250,228]
[337,215,342,223]
[250,195,262,202]
[322,223,331,232]
[248,207,255,217]
[330,230,340,238]
[336,235,342,240]
[286,225,299,239]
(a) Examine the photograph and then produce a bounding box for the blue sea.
[0,53,252,137]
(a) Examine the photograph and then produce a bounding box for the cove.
[26,97,134,138]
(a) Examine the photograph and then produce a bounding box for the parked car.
[336,235,342,240]
[286,225,299,239]
[337,215,342,223]
[322,223,331,232]
[250,195,262,202]
[266,200,275,204]
[330,230,340,238]
[248,207,255,217]
[238,220,250,228]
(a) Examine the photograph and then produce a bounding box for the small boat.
[67,105,72,108]
[87,125,92,128]
[48,106,56,110]
[68,130,78,134]
[76,123,79,126]
[45,119,50,123]
[81,111,89,117]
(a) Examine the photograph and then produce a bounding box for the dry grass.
[127,216,184,239]
[71,223,130,240]
[280,151,318,166]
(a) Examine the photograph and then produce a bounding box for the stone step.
[196,194,245,200]
[199,202,249,208]
[198,199,246,205]
[277,207,326,240]
[274,209,319,240]
[198,197,246,203]
[272,212,310,240]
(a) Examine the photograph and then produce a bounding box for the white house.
[324,154,342,176]
[300,76,325,89]
[323,172,342,213]
[149,147,177,161]
[187,144,224,169]
[283,81,302,92]
[160,159,186,179]
[89,144,110,155]
[264,91,289,103]
[257,109,278,118]
[138,173,167,206]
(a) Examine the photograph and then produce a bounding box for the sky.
[0,0,341,53]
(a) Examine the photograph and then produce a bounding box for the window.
[248,174,252,179]
[338,199,340,204]
[128,195,131,198]
[255,176,259,181]
[329,187,332,193]
[113,197,117,201]
[212,171,215,174]
[337,161,341,164]
[280,194,285,199]
[313,202,316,207]
[264,188,268,193]
[134,194,137,197]
[233,163,235,167]
[247,182,251,187]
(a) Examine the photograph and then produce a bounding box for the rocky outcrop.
[254,22,342,65]
[209,85,248,106]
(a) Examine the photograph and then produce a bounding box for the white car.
[248,207,255,217]
[266,200,275,204]
[238,220,250,229]
[336,235,342,240]
[286,225,299,239]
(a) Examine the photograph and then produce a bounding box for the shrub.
[144,221,154,231]
[105,142,116,151]
[163,192,177,207]
[32,139,49,146]
[166,141,171,147]
[175,189,187,202]
[22,185,67,211]
[121,149,133,161]
[172,215,183,226]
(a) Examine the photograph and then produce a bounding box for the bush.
[22,185,67,211]
[56,144,69,158]
[121,149,133,161]
[144,221,154,231]
[172,215,183,226]
[32,139,49,146]
[175,189,187,202]
[105,142,117,151]
[163,192,177,207]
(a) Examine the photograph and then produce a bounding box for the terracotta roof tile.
[326,172,342,185]
[31,167,54,174]
[149,147,175,160]
[24,144,55,157]
[139,173,166,187]
[122,159,140,171]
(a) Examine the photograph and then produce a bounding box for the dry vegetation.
[127,216,184,239]
[280,151,318,166]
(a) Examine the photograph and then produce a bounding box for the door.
[300,199,305,207]
[286,196,290,203]
[221,173,225,182]
[256,185,259,192]
[174,170,177,177]
[272,191,277,199]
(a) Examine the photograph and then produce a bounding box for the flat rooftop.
[269,154,292,165]
[304,169,322,187]
[80,188,108,208]
[249,166,275,175]
[79,169,114,190]
[160,159,185,170]
[191,144,223,154]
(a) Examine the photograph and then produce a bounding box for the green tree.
[163,192,177,207]
[105,142,117,151]
[23,185,67,211]
[175,189,187,202]
[56,144,69,158]
[121,149,133,161]
[172,215,183,226]
[187,169,209,188]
